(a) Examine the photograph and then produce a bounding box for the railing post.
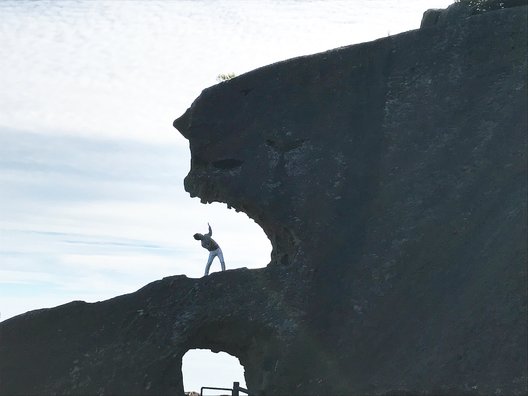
[232,381,240,396]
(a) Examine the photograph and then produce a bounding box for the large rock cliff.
[1,5,527,395]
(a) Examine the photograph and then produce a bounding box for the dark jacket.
[201,225,219,251]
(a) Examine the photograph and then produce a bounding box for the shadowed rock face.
[1,6,527,396]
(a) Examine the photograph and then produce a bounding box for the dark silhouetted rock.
[1,5,527,396]
[420,0,528,28]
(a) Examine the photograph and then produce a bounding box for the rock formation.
[1,4,527,395]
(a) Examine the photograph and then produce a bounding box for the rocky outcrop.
[1,5,527,396]
[420,0,527,28]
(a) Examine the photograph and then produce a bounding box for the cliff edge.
[1,5,527,395]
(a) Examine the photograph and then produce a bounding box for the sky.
[0,0,454,391]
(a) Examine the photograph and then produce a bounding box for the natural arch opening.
[182,348,246,394]
[187,201,272,275]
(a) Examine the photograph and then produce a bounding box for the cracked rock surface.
[1,5,527,395]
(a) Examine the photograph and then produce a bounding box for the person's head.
[193,233,203,240]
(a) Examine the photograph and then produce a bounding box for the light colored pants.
[204,248,225,276]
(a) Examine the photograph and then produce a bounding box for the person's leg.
[217,248,226,271]
[204,251,215,276]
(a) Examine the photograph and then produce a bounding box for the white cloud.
[0,270,57,285]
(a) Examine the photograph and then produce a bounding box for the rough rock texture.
[1,6,527,396]
[421,0,527,28]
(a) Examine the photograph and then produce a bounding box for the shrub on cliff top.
[216,72,236,82]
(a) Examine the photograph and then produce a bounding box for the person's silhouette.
[193,223,226,276]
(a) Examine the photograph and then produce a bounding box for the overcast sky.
[0,0,454,391]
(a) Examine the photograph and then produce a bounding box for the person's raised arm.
[206,223,212,237]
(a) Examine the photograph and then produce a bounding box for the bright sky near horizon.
[0,0,453,391]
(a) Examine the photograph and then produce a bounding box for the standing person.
[193,223,226,276]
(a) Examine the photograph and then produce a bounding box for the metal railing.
[200,381,249,396]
